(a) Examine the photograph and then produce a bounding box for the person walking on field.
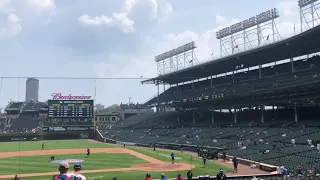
[202,153,207,168]
[171,152,175,164]
[86,148,90,157]
[233,156,239,173]
[70,163,86,180]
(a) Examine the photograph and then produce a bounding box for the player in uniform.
[42,143,44,150]
[202,153,207,168]
[171,152,175,164]
[86,148,90,157]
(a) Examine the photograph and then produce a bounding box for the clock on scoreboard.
[47,100,94,118]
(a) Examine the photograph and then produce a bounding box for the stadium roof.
[143,25,320,85]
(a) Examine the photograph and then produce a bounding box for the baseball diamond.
[0,140,273,180]
[2,1,320,180]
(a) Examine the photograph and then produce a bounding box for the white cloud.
[276,0,297,17]
[0,0,13,13]
[26,0,56,16]
[78,13,134,33]
[78,14,113,25]
[216,13,228,25]
[79,0,172,33]
[157,13,240,62]
[157,0,172,22]
[0,13,22,39]
[125,0,138,13]
[112,13,135,33]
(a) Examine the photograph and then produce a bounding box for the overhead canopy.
[142,25,320,85]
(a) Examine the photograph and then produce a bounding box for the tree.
[100,104,120,114]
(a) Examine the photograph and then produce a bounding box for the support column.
[294,103,298,123]
[234,108,237,124]
[290,53,294,73]
[193,112,196,125]
[259,63,262,79]
[177,111,180,122]
[261,105,265,123]
[157,82,160,113]
[211,110,215,124]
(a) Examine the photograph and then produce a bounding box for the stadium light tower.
[216,8,281,57]
[298,0,320,32]
[155,41,198,75]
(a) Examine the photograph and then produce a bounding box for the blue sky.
[0,0,301,109]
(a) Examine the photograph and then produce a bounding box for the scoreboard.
[48,100,94,118]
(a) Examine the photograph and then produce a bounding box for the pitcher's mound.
[131,163,195,171]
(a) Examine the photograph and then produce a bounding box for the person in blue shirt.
[202,153,207,168]
[160,173,167,180]
[297,166,303,176]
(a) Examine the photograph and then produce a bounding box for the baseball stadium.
[1,0,320,180]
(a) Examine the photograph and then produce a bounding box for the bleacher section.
[3,101,47,133]
[146,55,320,106]
[104,107,320,175]
[7,114,40,133]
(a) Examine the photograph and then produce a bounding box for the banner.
[43,126,94,132]
[116,141,136,146]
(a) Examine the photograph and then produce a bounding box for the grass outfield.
[0,140,231,180]
[0,140,116,152]
[0,153,145,175]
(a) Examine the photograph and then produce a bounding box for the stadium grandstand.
[2,101,47,133]
[1,1,320,179]
[98,2,320,178]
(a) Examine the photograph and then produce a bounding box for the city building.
[25,78,39,102]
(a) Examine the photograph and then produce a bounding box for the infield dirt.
[0,148,195,179]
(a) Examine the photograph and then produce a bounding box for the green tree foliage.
[99,104,120,114]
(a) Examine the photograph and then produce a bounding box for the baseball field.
[0,139,231,180]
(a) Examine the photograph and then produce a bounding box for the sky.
[0,0,303,109]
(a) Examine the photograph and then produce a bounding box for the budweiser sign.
[51,93,91,100]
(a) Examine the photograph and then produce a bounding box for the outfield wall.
[0,131,94,142]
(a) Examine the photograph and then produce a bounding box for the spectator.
[70,163,86,180]
[222,150,226,162]
[282,167,288,178]
[232,156,238,173]
[196,146,200,157]
[252,176,258,180]
[52,161,70,180]
[143,173,151,180]
[297,166,303,176]
[187,170,193,180]
[160,173,167,180]
[216,169,227,180]
[176,173,184,180]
